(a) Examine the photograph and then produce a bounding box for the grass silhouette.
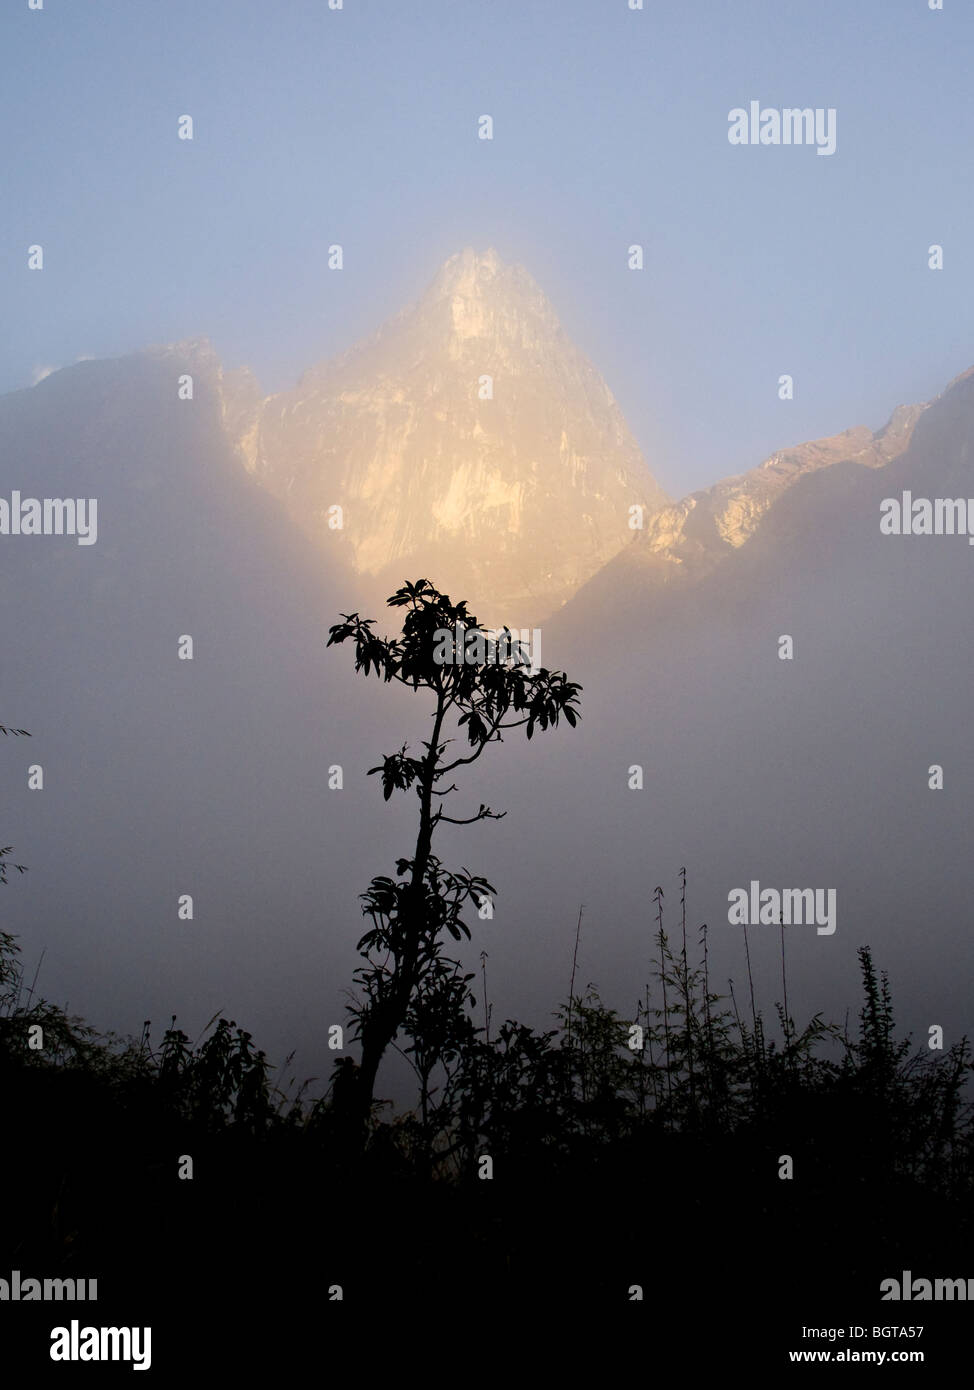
[1,912,971,1325]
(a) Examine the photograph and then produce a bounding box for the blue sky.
[2,0,971,495]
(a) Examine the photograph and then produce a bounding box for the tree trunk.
[350,691,446,1134]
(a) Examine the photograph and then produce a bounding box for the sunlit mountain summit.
[221,247,669,625]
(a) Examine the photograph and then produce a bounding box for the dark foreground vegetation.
[3,590,972,1370]
[1,916,972,1368]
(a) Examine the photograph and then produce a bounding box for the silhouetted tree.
[327,579,581,1129]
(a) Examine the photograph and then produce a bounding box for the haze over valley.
[2,249,972,1093]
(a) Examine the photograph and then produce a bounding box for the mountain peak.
[146,334,219,363]
[411,247,560,351]
[430,246,505,295]
[228,253,668,623]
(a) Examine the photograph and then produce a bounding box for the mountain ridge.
[159,254,962,627]
[13,253,971,631]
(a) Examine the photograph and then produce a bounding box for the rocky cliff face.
[158,256,952,631]
[222,248,669,626]
[548,370,974,642]
[595,401,928,594]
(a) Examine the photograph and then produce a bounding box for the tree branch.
[434,807,507,827]
[439,716,506,774]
